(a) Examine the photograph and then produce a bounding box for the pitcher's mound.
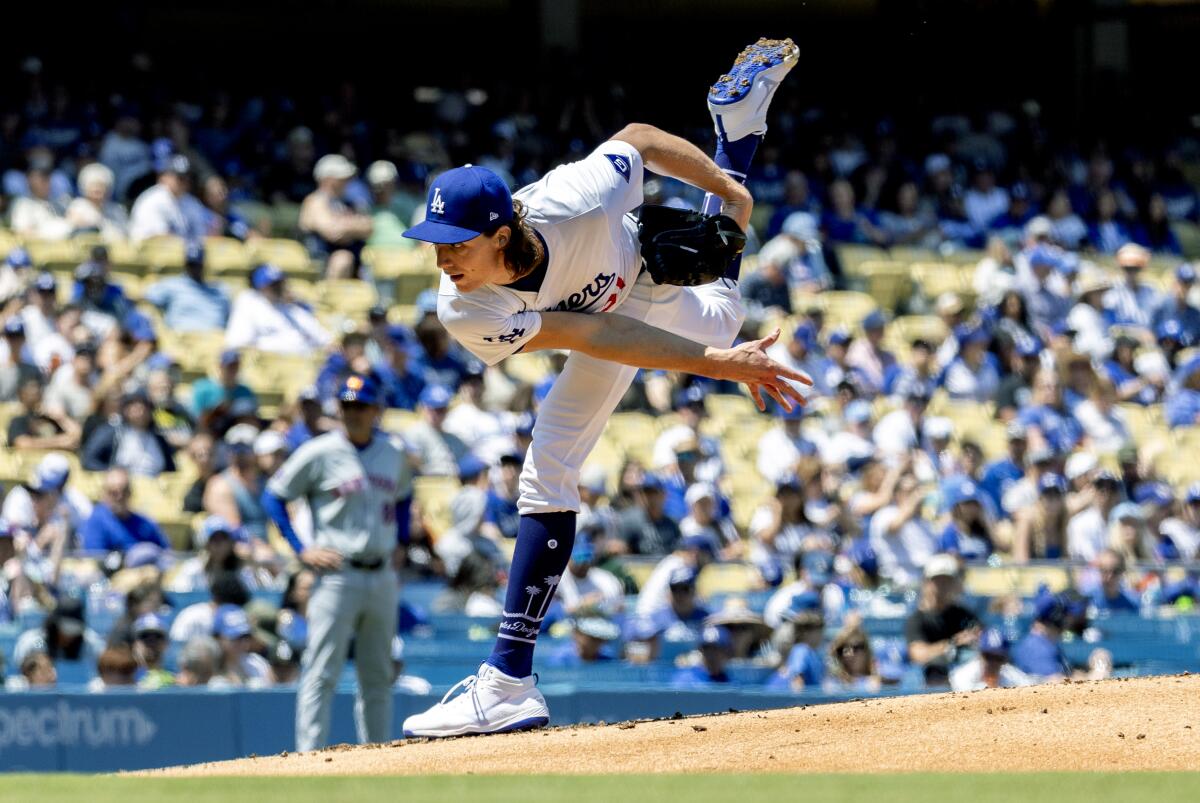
[151,674,1200,776]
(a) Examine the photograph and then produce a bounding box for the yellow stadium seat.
[940,249,985,265]
[382,409,420,433]
[820,290,877,329]
[834,246,892,277]
[910,262,966,300]
[697,562,760,596]
[25,239,82,268]
[204,236,251,275]
[364,245,428,279]
[863,263,913,312]
[888,246,939,264]
[414,476,461,535]
[891,314,949,346]
[503,352,554,386]
[139,236,186,270]
[316,279,379,318]
[964,565,1070,597]
[249,238,314,276]
[0,229,20,260]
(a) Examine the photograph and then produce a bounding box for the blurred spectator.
[765,322,824,399]
[65,162,129,240]
[225,264,331,355]
[412,312,471,390]
[1105,244,1160,331]
[1166,356,1200,429]
[406,384,469,476]
[543,617,620,667]
[555,539,624,617]
[1160,483,1200,561]
[316,331,373,401]
[132,613,174,689]
[482,453,522,541]
[284,386,335,451]
[365,160,418,247]
[299,154,373,278]
[167,516,253,593]
[1067,470,1123,561]
[191,349,259,429]
[98,113,152,201]
[1088,548,1140,612]
[845,310,895,396]
[1107,501,1154,563]
[170,571,251,642]
[10,651,58,690]
[44,340,97,420]
[82,390,176,475]
[766,592,826,691]
[73,251,133,339]
[128,153,206,242]
[204,423,268,541]
[267,639,302,685]
[263,126,317,204]
[175,636,221,687]
[827,616,882,692]
[444,367,515,465]
[1012,594,1086,681]
[1021,246,1072,341]
[1087,190,1135,254]
[143,242,232,331]
[391,637,433,694]
[0,319,42,403]
[869,471,936,585]
[1,453,92,534]
[618,473,682,557]
[1074,377,1130,455]
[211,604,271,687]
[740,238,795,318]
[764,549,840,628]
[636,535,715,617]
[79,471,164,555]
[873,384,930,457]
[89,645,138,690]
[948,628,1032,691]
[1012,472,1070,562]
[671,624,733,687]
[1133,194,1182,255]
[748,479,826,580]
[821,179,886,246]
[146,363,195,450]
[182,432,218,513]
[1016,369,1082,455]
[1068,271,1114,361]
[200,176,255,241]
[14,597,104,668]
[680,482,740,560]
[938,480,994,561]
[904,555,980,686]
[1151,263,1200,334]
[879,180,939,247]
[653,386,722,490]
[756,403,816,485]
[10,164,71,240]
[375,325,426,410]
[942,327,1000,402]
[432,550,503,617]
[7,375,81,450]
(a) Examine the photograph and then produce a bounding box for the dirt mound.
[149,675,1200,776]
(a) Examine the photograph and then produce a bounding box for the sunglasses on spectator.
[105,486,131,499]
[839,642,867,654]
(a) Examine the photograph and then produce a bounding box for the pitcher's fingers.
[778,382,808,407]
[757,328,781,350]
[748,383,766,412]
[763,384,793,411]
[770,362,814,386]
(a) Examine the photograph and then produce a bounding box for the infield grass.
[13,772,1200,802]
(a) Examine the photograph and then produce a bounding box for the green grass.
[12,773,1200,803]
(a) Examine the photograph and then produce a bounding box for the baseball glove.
[638,205,747,287]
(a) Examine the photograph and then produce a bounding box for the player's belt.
[347,555,386,571]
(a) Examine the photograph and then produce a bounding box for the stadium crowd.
[0,59,1199,698]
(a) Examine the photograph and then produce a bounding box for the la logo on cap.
[430,187,445,215]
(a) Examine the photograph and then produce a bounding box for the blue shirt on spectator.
[375,361,427,411]
[1011,631,1069,678]
[81,503,168,553]
[765,642,825,690]
[1165,388,1200,428]
[1151,299,1200,338]
[484,490,520,539]
[284,420,318,452]
[1103,360,1159,406]
[1106,282,1163,330]
[143,276,231,332]
[413,350,470,392]
[191,378,258,417]
[978,458,1024,517]
[937,522,993,561]
[1089,587,1140,613]
[671,664,731,687]
[1017,405,1083,453]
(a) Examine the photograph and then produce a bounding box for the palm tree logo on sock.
[535,575,560,620]
[521,586,541,618]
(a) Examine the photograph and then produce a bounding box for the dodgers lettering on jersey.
[266,430,413,558]
[437,140,645,366]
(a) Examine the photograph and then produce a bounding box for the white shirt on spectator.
[114,427,167,476]
[65,197,130,241]
[949,658,1033,692]
[19,306,73,373]
[10,196,72,240]
[1,485,93,533]
[442,403,515,466]
[556,565,625,616]
[868,504,937,585]
[1067,506,1108,561]
[128,184,207,242]
[1160,517,1200,561]
[635,553,687,616]
[756,425,810,484]
[1073,401,1130,455]
[763,579,846,628]
[170,602,216,643]
[873,409,919,457]
[44,364,93,419]
[225,289,332,355]
[1067,303,1113,361]
[964,187,1009,230]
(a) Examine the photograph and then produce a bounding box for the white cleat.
[402,664,550,738]
[708,37,800,142]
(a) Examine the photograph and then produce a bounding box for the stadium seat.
[140,236,186,270]
[249,238,314,276]
[834,246,891,278]
[316,279,380,318]
[204,236,252,275]
[25,239,81,268]
[414,476,461,534]
[696,562,760,596]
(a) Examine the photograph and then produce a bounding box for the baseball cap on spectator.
[457,454,489,482]
[942,479,980,511]
[924,553,959,580]
[1157,319,1186,344]
[31,454,71,492]
[1024,216,1052,241]
[781,591,823,625]
[184,241,205,267]
[403,165,514,244]
[366,160,399,186]
[844,399,873,425]
[1109,501,1144,525]
[578,465,607,498]
[1093,469,1122,488]
[574,617,620,642]
[667,565,698,589]
[1038,472,1068,495]
[1028,245,1060,270]
[254,430,287,457]
[124,541,170,571]
[3,318,24,337]
[1116,243,1150,269]
[640,472,665,492]
[133,613,168,639]
[1185,483,1200,504]
[219,349,241,368]
[673,384,707,410]
[515,412,536,437]
[802,551,834,585]
[959,326,990,347]
[297,385,320,405]
[213,605,252,640]
[1176,263,1196,284]
[195,515,247,548]
[570,538,595,564]
[861,309,886,331]
[900,378,933,403]
[225,423,260,450]
[419,384,452,409]
[623,616,665,642]
[1033,592,1082,628]
[1027,446,1056,467]
[792,321,816,349]
[700,624,733,651]
[780,212,818,241]
[684,482,716,508]
[1005,421,1029,442]
[923,417,953,441]
[6,247,31,269]
[386,324,413,346]
[924,153,951,175]
[1064,452,1098,482]
[1133,482,1173,508]
[251,263,285,290]
[826,328,852,347]
[338,374,381,406]
[935,292,964,316]
[978,628,1008,657]
[158,153,191,176]
[313,154,357,181]
[33,271,56,292]
[415,289,440,315]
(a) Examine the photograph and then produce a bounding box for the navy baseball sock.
[486,511,576,678]
[702,133,762,282]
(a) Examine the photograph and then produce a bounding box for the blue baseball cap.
[457,454,489,481]
[1038,472,1068,495]
[640,473,665,492]
[5,247,31,269]
[213,604,252,639]
[1133,482,1174,508]
[33,271,56,292]
[124,541,168,570]
[802,551,834,585]
[338,374,381,406]
[668,565,698,588]
[680,534,718,555]
[673,384,707,409]
[861,309,887,331]
[251,263,285,290]
[1176,263,1196,283]
[792,322,816,349]
[700,624,733,651]
[1157,319,1186,343]
[514,411,535,436]
[978,627,1008,656]
[219,348,241,367]
[1028,245,1061,270]
[571,540,595,564]
[1187,483,1200,504]
[844,399,873,424]
[960,325,990,347]
[184,241,205,266]
[777,401,805,421]
[783,591,823,622]
[133,612,169,637]
[3,318,24,337]
[195,515,247,548]
[827,328,852,347]
[1109,501,1144,525]
[386,324,413,346]
[403,165,514,244]
[418,384,452,409]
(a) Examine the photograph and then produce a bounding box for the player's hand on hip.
[300,547,344,571]
[705,327,813,412]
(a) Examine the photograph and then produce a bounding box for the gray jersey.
[267,430,413,559]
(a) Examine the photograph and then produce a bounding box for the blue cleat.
[708,37,799,143]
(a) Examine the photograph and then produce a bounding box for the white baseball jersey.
[437,140,645,365]
[267,429,412,558]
